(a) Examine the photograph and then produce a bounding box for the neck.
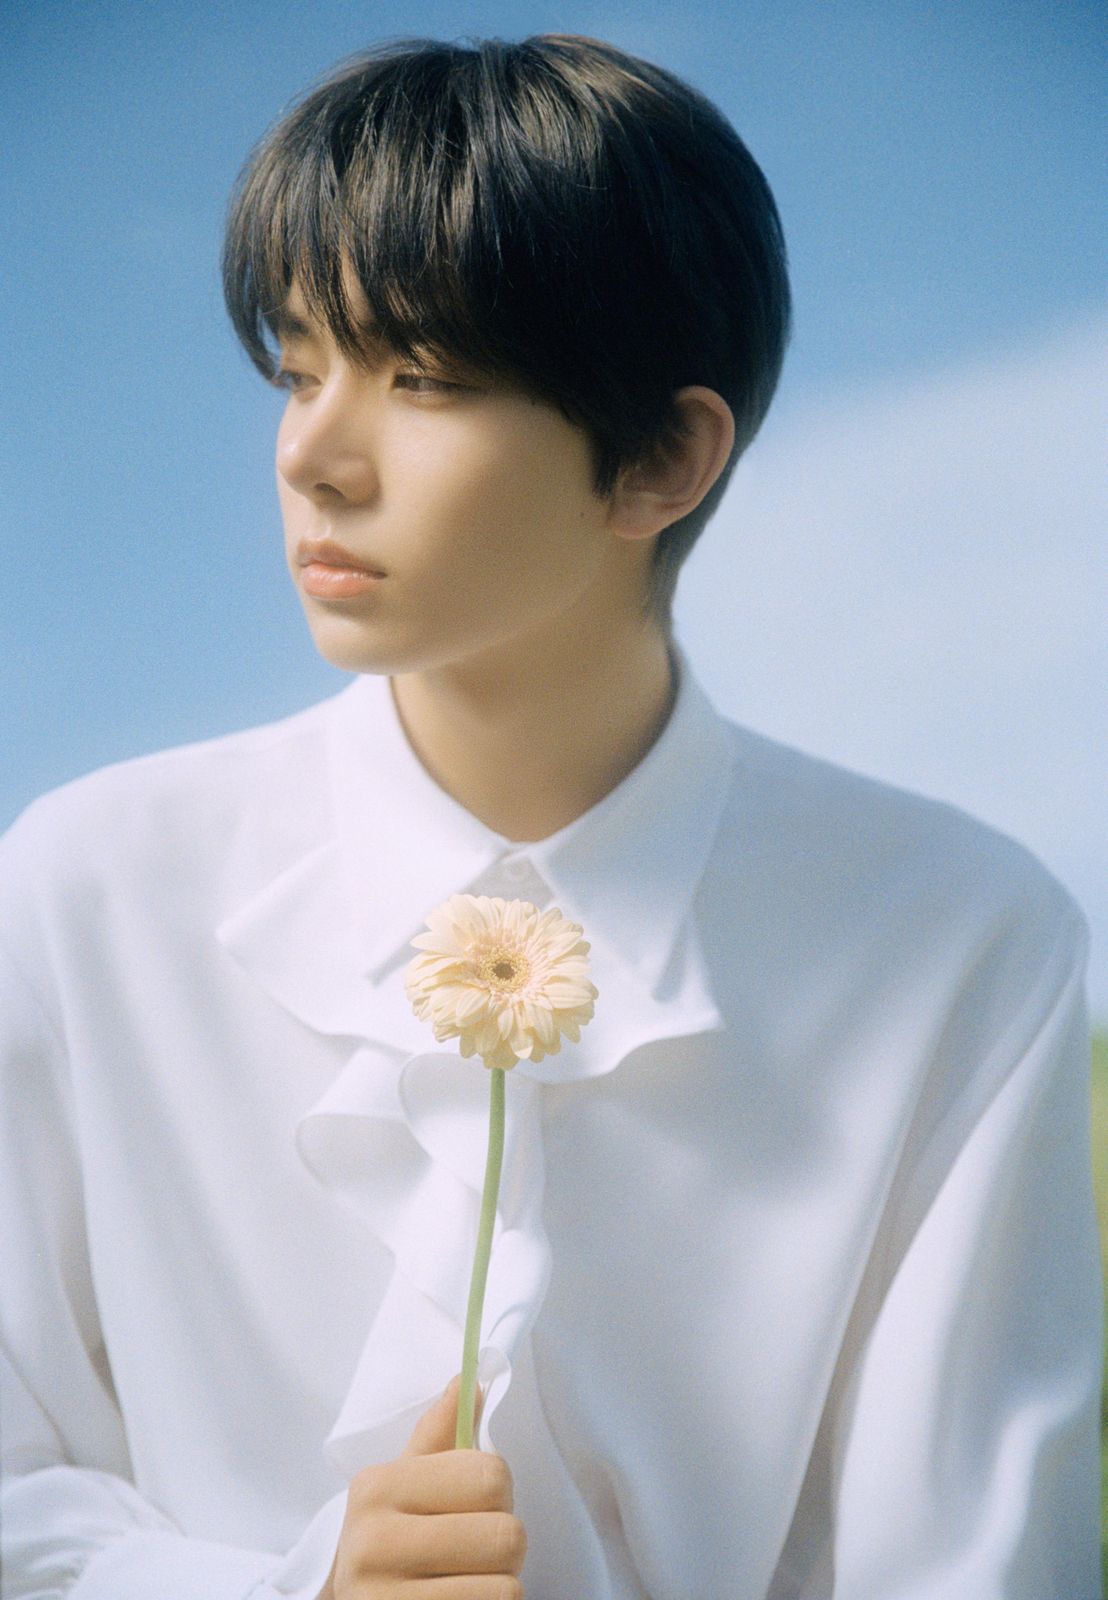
[389,618,677,844]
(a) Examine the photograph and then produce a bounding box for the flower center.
[476,944,531,994]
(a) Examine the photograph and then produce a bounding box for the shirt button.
[500,856,532,883]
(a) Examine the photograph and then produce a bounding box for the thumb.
[401,1375,484,1456]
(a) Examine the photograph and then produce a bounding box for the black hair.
[221,34,791,626]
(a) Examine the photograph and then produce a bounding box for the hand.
[316,1374,527,1598]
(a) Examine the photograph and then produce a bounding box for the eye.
[393,371,465,395]
[273,367,312,392]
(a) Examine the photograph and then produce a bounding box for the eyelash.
[273,368,463,395]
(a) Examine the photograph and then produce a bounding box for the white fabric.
[0,642,1101,1599]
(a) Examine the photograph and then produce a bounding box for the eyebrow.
[271,306,396,366]
[271,309,317,344]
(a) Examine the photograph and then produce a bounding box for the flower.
[404,893,598,1071]
[404,892,599,1447]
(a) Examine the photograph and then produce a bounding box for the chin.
[301,615,388,675]
[302,602,540,680]
[304,612,453,678]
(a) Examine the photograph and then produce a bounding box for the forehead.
[272,302,316,345]
[270,255,506,385]
[275,259,374,345]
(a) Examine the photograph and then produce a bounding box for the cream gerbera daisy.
[404,892,598,1449]
[404,893,598,1071]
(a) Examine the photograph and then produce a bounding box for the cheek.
[410,426,597,572]
[384,450,497,575]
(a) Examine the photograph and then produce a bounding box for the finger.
[403,1375,478,1456]
[390,1509,527,1578]
[355,1448,515,1515]
[387,1580,523,1599]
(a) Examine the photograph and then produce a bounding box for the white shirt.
[0,644,1102,1600]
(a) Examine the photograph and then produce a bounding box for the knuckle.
[479,1452,513,1504]
[349,1462,388,1510]
[489,1579,524,1600]
[493,1512,528,1571]
[351,1506,402,1572]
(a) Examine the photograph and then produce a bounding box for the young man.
[1,34,1101,1600]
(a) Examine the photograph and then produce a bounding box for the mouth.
[296,536,386,577]
[296,537,387,599]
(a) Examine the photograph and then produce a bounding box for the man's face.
[274,270,629,679]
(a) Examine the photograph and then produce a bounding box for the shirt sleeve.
[0,939,345,1600]
[803,901,1104,1599]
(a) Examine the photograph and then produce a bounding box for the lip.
[300,563,384,598]
[296,537,386,576]
[296,537,387,598]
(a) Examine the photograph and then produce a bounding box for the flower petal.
[404,893,597,1069]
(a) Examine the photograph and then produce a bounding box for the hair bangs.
[222,43,575,390]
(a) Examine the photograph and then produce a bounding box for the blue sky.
[3,0,1105,1013]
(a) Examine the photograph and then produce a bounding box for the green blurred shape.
[1091,1031,1107,1588]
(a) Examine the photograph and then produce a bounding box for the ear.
[605,386,736,542]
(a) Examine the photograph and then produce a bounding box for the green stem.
[455,1064,505,1449]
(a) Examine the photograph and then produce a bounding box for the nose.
[275,377,380,506]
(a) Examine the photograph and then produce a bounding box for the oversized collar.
[325,638,738,994]
[216,639,738,1078]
